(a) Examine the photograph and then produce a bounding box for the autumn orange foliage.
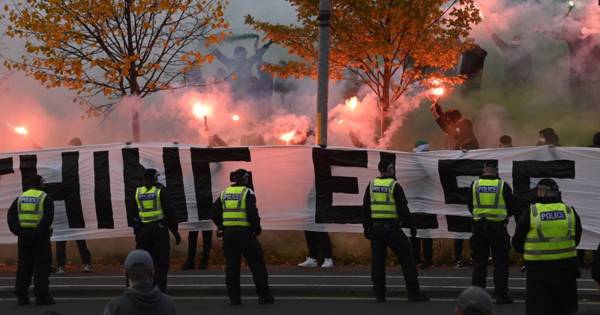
[246,0,481,138]
[4,0,230,116]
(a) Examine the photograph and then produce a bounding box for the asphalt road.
[2,297,600,315]
[0,266,599,314]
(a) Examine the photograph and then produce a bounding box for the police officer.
[362,160,429,303]
[135,169,181,292]
[468,162,515,304]
[211,169,274,306]
[512,179,582,315]
[7,175,55,306]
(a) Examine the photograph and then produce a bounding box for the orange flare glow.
[231,114,240,122]
[345,96,358,111]
[192,101,211,119]
[280,131,295,144]
[431,87,445,96]
[14,126,28,136]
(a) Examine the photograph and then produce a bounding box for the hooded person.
[103,250,177,315]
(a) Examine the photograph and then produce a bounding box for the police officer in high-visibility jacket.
[211,169,274,306]
[468,162,516,304]
[7,175,55,306]
[512,179,582,315]
[362,160,429,303]
[135,169,181,292]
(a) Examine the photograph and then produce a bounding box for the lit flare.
[345,96,358,111]
[280,131,295,144]
[14,126,28,136]
[192,101,211,119]
[431,87,445,97]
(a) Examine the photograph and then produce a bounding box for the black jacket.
[467,175,519,224]
[137,184,179,236]
[433,105,479,150]
[362,176,413,231]
[7,189,54,237]
[103,283,177,315]
[211,184,261,234]
[512,195,582,270]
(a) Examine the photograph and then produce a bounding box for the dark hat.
[537,178,559,192]
[28,175,44,187]
[230,169,249,183]
[143,169,158,182]
[124,249,154,271]
[378,160,394,172]
[414,139,428,147]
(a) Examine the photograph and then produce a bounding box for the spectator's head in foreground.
[455,286,494,315]
[124,249,154,287]
[103,249,177,315]
[499,135,513,148]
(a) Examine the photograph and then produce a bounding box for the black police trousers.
[56,240,92,267]
[137,222,170,292]
[526,268,578,315]
[15,231,52,298]
[370,222,420,297]
[470,222,510,296]
[186,230,212,264]
[222,228,270,300]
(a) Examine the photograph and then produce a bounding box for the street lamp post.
[316,0,331,148]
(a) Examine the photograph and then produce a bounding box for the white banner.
[0,144,599,249]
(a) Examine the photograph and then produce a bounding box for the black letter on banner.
[163,148,188,222]
[122,147,188,225]
[191,147,251,220]
[0,157,14,177]
[313,147,367,224]
[438,159,497,233]
[20,153,85,228]
[512,160,575,210]
[94,151,114,229]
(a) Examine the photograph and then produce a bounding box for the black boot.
[230,297,242,306]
